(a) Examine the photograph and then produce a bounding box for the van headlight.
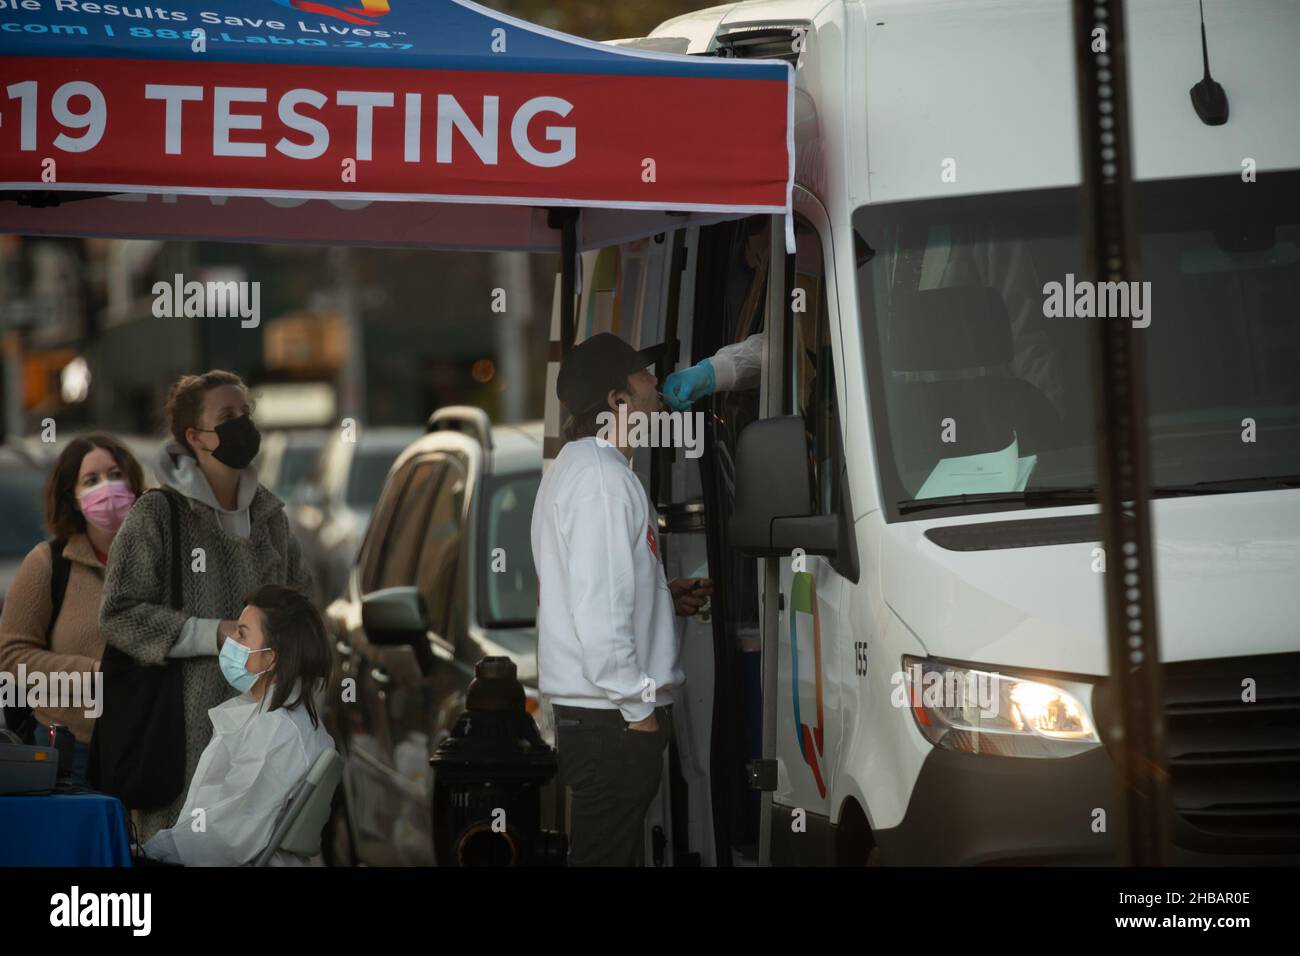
[900,656,1100,758]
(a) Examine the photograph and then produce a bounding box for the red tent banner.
[0,0,794,251]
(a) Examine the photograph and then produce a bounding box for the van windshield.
[852,172,1300,519]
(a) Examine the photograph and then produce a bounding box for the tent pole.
[548,209,580,354]
[757,212,788,868]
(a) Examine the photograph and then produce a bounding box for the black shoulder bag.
[87,488,187,809]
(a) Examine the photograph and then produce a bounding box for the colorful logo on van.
[271,0,391,25]
[789,572,826,798]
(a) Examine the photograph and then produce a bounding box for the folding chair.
[253,749,343,866]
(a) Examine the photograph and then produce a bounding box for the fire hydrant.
[430,656,566,866]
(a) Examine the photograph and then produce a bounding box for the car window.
[306,436,345,502]
[478,472,540,627]
[277,446,319,498]
[358,457,421,593]
[415,456,466,638]
[346,446,404,510]
[373,458,446,592]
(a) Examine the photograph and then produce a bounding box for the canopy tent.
[0,0,794,252]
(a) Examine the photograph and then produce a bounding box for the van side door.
[771,210,849,830]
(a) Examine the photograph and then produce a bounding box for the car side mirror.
[360,586,436,674]
[728,416,859,582]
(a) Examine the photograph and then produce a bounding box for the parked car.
[256,428,328,502]
[322,408,543,866]
[289,425,421,606]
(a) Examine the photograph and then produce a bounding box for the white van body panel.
[859,0,1300,205]
[861,0,1081,204]
[884,491,1300,679]
[834,519,932,832]
[1127,0,1300,180]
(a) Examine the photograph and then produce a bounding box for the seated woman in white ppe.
[140,583,336,866]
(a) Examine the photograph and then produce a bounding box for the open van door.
[683,214,772,864]
[713,202,861,866]
[766,201,856,860]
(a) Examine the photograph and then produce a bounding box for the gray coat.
[100,477,311,841]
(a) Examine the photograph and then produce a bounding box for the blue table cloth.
[0,793,133,867]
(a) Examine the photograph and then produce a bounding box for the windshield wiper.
[1151,475,1300,496]
[898,486,1098,515]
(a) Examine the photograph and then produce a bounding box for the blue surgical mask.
[219,637,273,694]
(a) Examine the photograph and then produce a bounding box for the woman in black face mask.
[97,370,313,843]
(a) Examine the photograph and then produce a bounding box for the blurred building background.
[0,237,556,438]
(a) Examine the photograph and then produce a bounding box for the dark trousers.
[554,704,672,867]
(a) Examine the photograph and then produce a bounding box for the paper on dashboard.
[915,434,1038,499]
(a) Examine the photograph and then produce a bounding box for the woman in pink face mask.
[0,434,145,783]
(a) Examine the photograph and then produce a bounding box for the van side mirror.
[360,586,436,674]
[728,416,836,556]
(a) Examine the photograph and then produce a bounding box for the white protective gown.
[708,332,765,393]
[142,683,335,866]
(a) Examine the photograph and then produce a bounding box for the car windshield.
[346,447,402,509]
[0,468,48,558]
[478,472,540,628]
[853,172,1300,519]
[277,445,320,498]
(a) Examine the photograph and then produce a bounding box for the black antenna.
[1189,0,1229,125]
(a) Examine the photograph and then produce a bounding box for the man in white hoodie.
[532,333,711,866]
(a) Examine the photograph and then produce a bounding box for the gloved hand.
[662,360,716,411]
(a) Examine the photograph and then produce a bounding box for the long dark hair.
[245,584,330,728]
[44,433,146,539]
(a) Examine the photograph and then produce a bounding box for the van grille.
[1162,652,1300,854]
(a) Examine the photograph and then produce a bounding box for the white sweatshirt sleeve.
[562,492,654,723]
[167,617,221,658]
[708,331,765,393]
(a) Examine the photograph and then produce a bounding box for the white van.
[544,0,1300,865]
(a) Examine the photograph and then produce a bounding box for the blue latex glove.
[662,360,716,411]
